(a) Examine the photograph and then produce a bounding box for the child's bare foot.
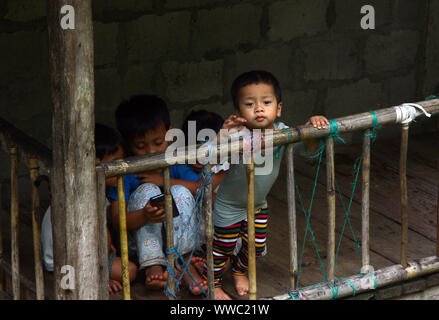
[233,274,249,296]
[214,287,232,300]
[145,265,168,290]
[183,262,208,296]
[191,256,206,274]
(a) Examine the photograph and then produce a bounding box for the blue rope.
[328,119,345,144]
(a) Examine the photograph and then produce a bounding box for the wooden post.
[48,0,99,299]
[164,167,176,300]
[326,138,336,282]
[361,130,371,272]
[10,147,20,300]
[246,155,257,300]
[96,168,109,300]
[437,118,439,257]
[28,158,45,300]
[286,144,298,290]
[202,164,215,299]
[117,176,130,300]
[400,123,409,268]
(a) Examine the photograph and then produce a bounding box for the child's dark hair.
[115,94,170,142]
[230,70,282,109]
[181,110,224,145]
[95,123,123,160]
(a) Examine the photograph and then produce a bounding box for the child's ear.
[276,102,283,118]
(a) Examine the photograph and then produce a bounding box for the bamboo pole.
[269,255,439,300]
[202,164,215,299]
[164,167,176,300]
[28,158,45,300]
[117,176,130,300]
[100,100,439,179]
[286,144,298,290]
[10,147,20,300]
[400,123,409,268]
[326,138,336,282]
[246,155,256,300]
[361,130,371,272]
[97,168,109,300]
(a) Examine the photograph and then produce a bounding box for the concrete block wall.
[0,0,438,209]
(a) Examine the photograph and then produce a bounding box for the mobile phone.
[149,193,180,217]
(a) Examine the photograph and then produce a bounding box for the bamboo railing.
[97,98,439,300]
[0,117,50,300]
[0,98,439,300]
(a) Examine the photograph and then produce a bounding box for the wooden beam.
[47,0,99,299]
[400,124,409,268]
[28,158,45,300]
[96,168,109,300]
[164,167,176,300]
[202,164,215,299]
[286,144,298,290]
[269,255,439,300]
[10,147,20,300]
[326,138,336,281]
[361,130,371,271]
[246,155,256,300]
[117,176,130,300]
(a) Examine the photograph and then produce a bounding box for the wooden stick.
[96,168,109,300]
[10,147,20,300]
[326,138,336,282]
[246,155,256,300]
[400,123,409,268]
[28,158,45,300]
[361,130,371,272]
[164,167,176,300]
[202,164,215,299]
[117,176,131,300]
[286,144,298,290]
[269,255,439,300]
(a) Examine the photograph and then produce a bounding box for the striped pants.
[203,207,269,287]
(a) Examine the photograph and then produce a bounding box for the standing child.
[202,70,329,300]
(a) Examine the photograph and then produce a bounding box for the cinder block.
[6,0,46,21]
[281,89,319,126]
[126,11,191,63]
[302,36,361,81]
[268,0,329,42]
[386,72,416,106]
[364,31,420,74]
[195,4,262,54]
[122,63,156,99]
[95,68,122,125]
[92,0,153,13]
[162,59,223,103]
[94,22,119,67]
[233,46,294,90]
[325,79,384,119]
[334,0,392,32]
[423,0,439,95]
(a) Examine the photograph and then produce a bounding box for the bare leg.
[182,254,208,295]
[233,274,249,296]
[214,287,232,300]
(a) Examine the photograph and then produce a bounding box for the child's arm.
[303,115,330,153]
[110,199,166,232]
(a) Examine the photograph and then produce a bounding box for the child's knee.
[127,183,162,211]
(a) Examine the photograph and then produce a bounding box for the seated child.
[40,123,138,295]
[112,95,208,295]
[202,70,329,300]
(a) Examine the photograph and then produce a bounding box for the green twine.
[363,111,380,142]
[274,128,292,159]
[328,119,345,144]
[425,94,438,101]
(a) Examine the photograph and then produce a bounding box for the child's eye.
[264,100,272,105]
[245,102,254,107]
[155,140,164,146]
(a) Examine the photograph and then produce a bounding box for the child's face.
[236,83,282,130]
[98,145,124,187]
[128,122,169,156]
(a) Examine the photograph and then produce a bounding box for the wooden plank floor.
[0,131,437,300]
